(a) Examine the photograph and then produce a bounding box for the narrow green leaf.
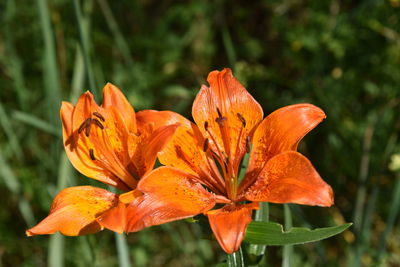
[0,103,23,160]
[0,149,20,194]
[36,0,61,125]
[378,173,400,258]
[12,110,60,137]
[97,0,134,68]
[73,0,97,97]
[245,222,352,246]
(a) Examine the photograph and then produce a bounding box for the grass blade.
[73,0,97,97]
[97,0,134,68]
[377,173,400,259]
[0,103,23,160]
[0,148,20,194]
[12,110,59,137]
[36,0,61,125]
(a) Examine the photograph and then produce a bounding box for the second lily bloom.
[26,83,178,236]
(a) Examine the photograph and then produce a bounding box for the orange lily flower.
[26,83,177,236]
[123,69,333,254]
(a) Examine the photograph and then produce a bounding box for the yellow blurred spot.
[291,40,302,51]
[362,255,373,266]
[164,62,177,74]
[389,0,400,7]
[343,230,355,243]
[331,67,343,79]
[389,154,400,171]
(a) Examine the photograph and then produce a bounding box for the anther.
[85,120,92,137]
[237,113,246,127]
[89,149,96,160]
[93,112,105,122]
[78,118,91,134]
[216,107,222,118]
[204,121,209,131]
[215,116,227,127]
[246,136,251,153]
[92,118,104,129]
[203,138,209,152]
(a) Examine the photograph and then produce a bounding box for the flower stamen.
[89,148,96,160]
[203,138,209,152]
[93,111,105,122]
[236,113,246,127]
[245,136,251,153]
[78,118,92,136]
[91,118,105,130]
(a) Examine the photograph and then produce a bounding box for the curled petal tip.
[321,185,334,207]
[25,230,34,237]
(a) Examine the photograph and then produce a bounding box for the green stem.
[227,247,244,267]
[115,233,131,267]
[282,204,293,267]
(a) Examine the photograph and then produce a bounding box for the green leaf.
[245,221,352,246]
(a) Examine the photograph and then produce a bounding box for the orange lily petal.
[207,203,258,254]
[123,167,216,232]
[61,101,74,138]
[141,111,218,180]
[130,110,183,177]
[142,123,180,174]
[61,100,116,187]
[63,92,136,190]
[138,111,226,194]
[26,186,118,236]
[136,110,188,133]
[97,202,127,234]
[245,151,334,207]
[102,83,137,133]
[240,104,326,193]
[131,123,180,177]
[119,189,143,204]
[192,68,263,167]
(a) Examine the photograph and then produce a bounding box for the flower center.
[77,112,137,189]
[202,109,250,201]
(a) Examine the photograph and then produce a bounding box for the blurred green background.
[1,0,399,266]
